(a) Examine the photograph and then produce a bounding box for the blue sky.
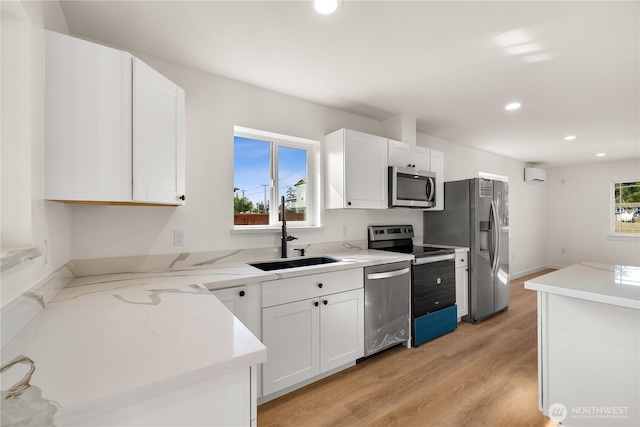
[234,136,306,205]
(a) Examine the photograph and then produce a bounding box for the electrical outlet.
[174,230,184,246]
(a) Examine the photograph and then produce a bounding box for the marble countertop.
[65,249,416,291]
[1,275,267,426]
[524,262,640,309]
[0,248,411,426]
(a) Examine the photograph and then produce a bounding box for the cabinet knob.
[461,259,465,263]
[436,277,442,285]
[323,300,328,305]
[314,301,319,307]
[239,290,245,297]
[179,195,186,201]
[347,201,352,206]
[317,283,323,288]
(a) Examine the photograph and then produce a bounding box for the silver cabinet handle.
[367,267,410,280]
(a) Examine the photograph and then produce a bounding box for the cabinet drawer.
[455,252,468,269]
[262,268,363,308]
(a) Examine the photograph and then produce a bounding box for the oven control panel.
[368,225,414,241]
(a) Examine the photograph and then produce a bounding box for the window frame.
[610,179,640,239]
[233,126,320,232]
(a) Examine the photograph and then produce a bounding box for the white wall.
[419,134,549,277]
[546,160,640,268]
[1,1,73,308]
[69,55,424,259]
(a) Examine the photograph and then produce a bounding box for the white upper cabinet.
[45,31,185,206]
[325,129,388,209]
[388,139,430,171]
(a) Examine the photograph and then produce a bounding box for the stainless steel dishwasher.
[364,261,411,357]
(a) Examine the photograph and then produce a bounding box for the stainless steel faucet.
[281,196,297,258]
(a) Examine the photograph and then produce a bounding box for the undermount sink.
[249,256,340,271]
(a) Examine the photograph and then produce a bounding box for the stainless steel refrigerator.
[423,178,509,324]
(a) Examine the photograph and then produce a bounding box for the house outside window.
[612,180,640,235]
[233,126,319,229]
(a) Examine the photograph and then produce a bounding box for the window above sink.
[233,126,320,231]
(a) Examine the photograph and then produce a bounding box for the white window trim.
[233,126,321,231]
[608,178,640,239]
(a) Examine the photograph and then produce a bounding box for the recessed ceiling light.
[493,29,531,48]
[504,43,542,56]
[314,0,338,14]
[523,53,553,63]
[596,153,607,157]
[563,135,576,141]
[505,102,522,111]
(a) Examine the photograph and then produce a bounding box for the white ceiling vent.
[524,167,546,183]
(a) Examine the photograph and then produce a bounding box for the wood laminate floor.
[258,269,558,427]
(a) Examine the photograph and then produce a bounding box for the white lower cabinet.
[210,283,261,339]
[262,298,320,394]
[261,269,364,396]
[455,252,469,320]
[320,289,364,372]
[210,283,262,421]
[68,369,251,427]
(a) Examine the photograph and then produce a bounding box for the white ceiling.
[58,0,639,168]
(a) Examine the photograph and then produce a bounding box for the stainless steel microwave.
[388,166,436,209]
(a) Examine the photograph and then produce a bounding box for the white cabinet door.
[211,283,262,401]
[388,139,412,168]
[455,253,469,320]
[262,298,320,394]
[411,145,431,171]
[210,283,261,340]
[133,58,185,205]
[430,149,445,211]
[45,30,133,203]
[388,139,430,170]
[320,288,364,372]
[325,129,388,209]
[210,286,249,324]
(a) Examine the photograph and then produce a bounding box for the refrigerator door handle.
[490,200,500,274]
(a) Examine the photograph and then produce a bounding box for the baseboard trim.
[511,265,557,280]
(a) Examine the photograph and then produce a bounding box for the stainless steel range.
[368,225,458,346]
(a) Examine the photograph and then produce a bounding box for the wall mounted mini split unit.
[524,167,546,183]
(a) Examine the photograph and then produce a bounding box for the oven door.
[389,166,436,208]
[412,258,456,317]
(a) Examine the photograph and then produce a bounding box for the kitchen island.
[524,262,640,426]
